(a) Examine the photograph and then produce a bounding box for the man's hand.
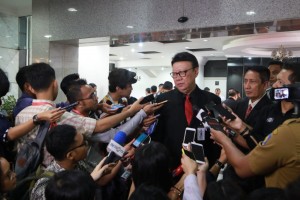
[210,127,231,146]
[220,112,243,132]
[99,103,118,115]
[142,115,157,127]
[38,108,65,123]
[90,157,117,180]
[143,103,164,115]
[181,153,198,175]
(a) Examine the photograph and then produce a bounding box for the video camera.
[266,83,300,102]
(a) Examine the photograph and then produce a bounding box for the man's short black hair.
[171,52,199,68]
[45,170,96,200]
[163,81,173,90]
[46,125,77,161]
[108,68,137,92]
[66,79,87,103]
[228,88,237,97]
[60,73,80,95]
[0,68,9,98]
[26,63,56,91]
[282,62,300,84]
[150,85,157,93]
[268,60,283,68]
[16,66,29,92]
[245,66,270,83]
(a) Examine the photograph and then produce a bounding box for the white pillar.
[79,45,109,99]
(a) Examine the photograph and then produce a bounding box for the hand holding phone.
[212,104,236,121]
[132,133,149,148]
[140,94,155,104]
[60,102,78,110]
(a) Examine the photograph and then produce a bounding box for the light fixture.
[0,56,2,59]
[67,8,78,12]
[246,11,256,16]
[203,39,208,42]
[131,48,135,52]
[248,57,252,60]
[44,35,52,38]
[120,57,124,60]
[138,42,143,47]
[185,47,189,49]
[161,67,165,71]
[271,45,293,61]
[126,25,134,29]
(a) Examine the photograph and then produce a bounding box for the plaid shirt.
[30,160,89,200]
[15,99,96,167]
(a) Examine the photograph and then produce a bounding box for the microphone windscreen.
[113,131,127,145]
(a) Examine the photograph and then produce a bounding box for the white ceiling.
[108,31,300,70]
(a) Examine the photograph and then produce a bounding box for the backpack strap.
[34,121,50,149]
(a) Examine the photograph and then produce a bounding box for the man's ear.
[65,151,76,160]
[27,84,37,95]
[194,67,199,77]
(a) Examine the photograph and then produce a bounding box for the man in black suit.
[152,52,221,170]
[223,88,239,111]
[233,66,273,127]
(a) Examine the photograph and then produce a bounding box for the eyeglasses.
[67,139,89,153]
[170,68,194,78]
[79,92,97,101]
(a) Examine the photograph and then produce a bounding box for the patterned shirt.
[15,99,96,167]
[30,160,89,200]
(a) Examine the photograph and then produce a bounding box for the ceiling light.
[120,57,124,60]
[248,57,252,60]
[5,35,11,38]
[0,56,2,59]
[44,35,52,38]
[161,67,165,71]
[131,48,135,52]
[203,39,208,42]
[126,25,134,29]
[185,47,189,49]
[210,54,214,56]
[68,8,78,12]
[138,42,143,47]
[246,11,256,15]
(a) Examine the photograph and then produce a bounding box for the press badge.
[197,127,206,141]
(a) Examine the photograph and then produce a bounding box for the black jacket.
[152,86,221,169]
[233,95,273,128]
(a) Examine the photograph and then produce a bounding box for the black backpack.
[15,121,50,180]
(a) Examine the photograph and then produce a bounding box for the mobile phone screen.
[183,149,196,160]
[183,128,196,146]
[212,104,236,120]
[206,118,225,132]
[191,142,205,164]
[146,121,158,135]
[132,133,148,148]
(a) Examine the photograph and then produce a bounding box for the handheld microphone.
[104,131,127,165]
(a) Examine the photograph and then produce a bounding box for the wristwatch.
[215,160,225,168]
[33,114,42,125]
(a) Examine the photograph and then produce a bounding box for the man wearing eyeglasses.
[152,52,221,170]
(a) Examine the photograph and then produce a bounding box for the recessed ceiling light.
[185,47,189,49]
[138,42,143,47]
[44,35,52,38]
[248,57,252,60]
[120,57,124,60]
[68,8,78,12]
[131,48,135,52]
[161,67,165,71]
[126,25,134,29]
[0,56,2,59]
[246,11,256,15]
[203,39,208,42]
[210,54,214,56]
